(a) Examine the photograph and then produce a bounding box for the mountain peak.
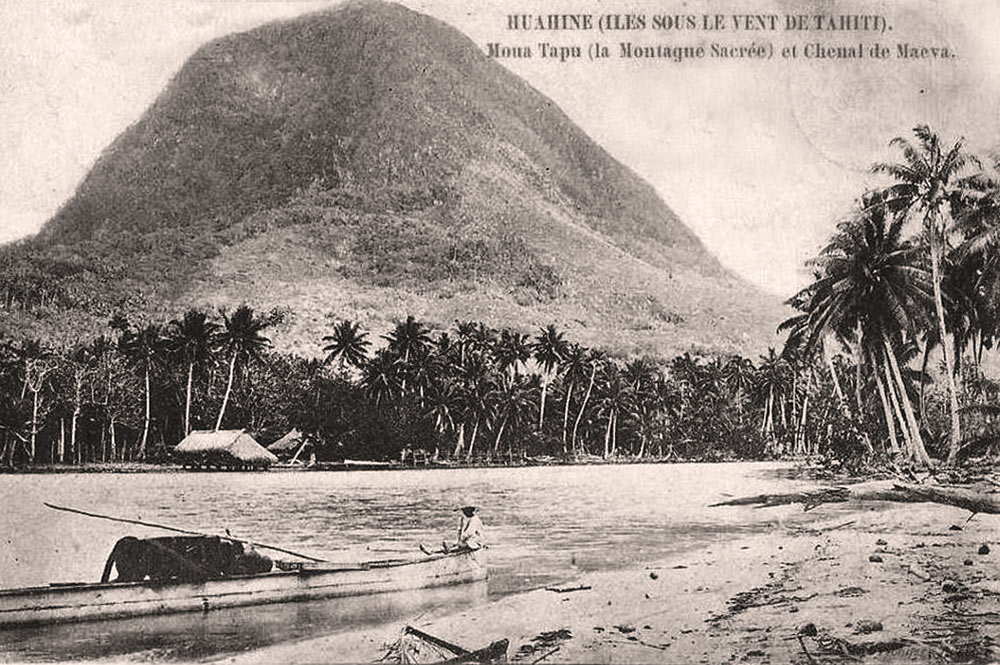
[13,1,783,356]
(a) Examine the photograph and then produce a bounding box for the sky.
[2,0,1000,297]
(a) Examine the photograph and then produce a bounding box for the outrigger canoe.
[0,549,486,628]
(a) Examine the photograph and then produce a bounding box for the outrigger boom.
[43,502,327,562]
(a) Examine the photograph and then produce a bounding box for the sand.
[215,501,1000,664]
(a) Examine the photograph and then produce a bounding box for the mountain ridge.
[3,0,785,357]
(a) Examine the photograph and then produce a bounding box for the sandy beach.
[217,500,1000,664]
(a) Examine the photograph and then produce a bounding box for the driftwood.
[544,585,591,593]
[710,481,1000,516]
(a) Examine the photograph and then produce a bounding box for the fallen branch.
[530,647,560,664]
[545,585,591,593]
[711,481,1000,516]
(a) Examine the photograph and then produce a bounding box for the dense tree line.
[3,124,1000,471]
[0,304,868,468]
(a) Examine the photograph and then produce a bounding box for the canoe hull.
[0,550,486,628]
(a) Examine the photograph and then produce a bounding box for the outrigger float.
[0,504,486,628]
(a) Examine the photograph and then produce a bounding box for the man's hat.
[457,505,477,514]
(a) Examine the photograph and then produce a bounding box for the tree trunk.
[184,361,194,436]
[884,334,931,466]
[493,416,508,456]
[602,414,612,459]
[610,412,618,457]
[874,371,899,455]
[538,382,548,431]
[797,393,809,455]
[883,356,912,454]
[216,352,238,431]
[855,321,864,413]
[561,380,573,454]
[712,481,1000,516]
[109,419,118,462]
[919,340,932,422]
[453,422,465,458]
[825,352,849,415]
[572,366,596,456]
[931,236,962,464]
[465,419,480,463]
[71,374,82,465]
[139,366,151,459]
[30,389,39,463]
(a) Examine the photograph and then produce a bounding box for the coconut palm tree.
[494,330,531,380]
[785,194,935,465]
[571,349,603,456]
[952,163,1000,367]
[753,349,792,454]
[560,343,590,454]
[322,320,371,372]
[119,323,168,459]
[169,309,220,436]
[384,316,432,393]
[594,360,630,459]
[623,357,660,457]
[531,325,568,431]
[872,125,981,463]
[490,376,534,461]
[215,305,272,431]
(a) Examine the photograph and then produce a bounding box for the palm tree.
[531,325,568,431]
[384,316,432,393]
[872,125,981,463]
[623,357,659,457]
[753,349,792,454]
[494,330,531,379]
[490,377,534,461]
[361,349,402,406]
[571,350,602,456]
[119,323,167,459]
[560,343,590,454]
[322,320,371,371]
[424,380,461,456]
[785,194,935,465]
[594,361,630,459]
[170,309,220,436]
[215,305,272,431]
[952,163,1000,367]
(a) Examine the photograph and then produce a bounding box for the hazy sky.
[3,0,1000,297]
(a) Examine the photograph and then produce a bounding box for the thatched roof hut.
[268,428,306,454]
[267,428,314,463]
[174,430,278,469]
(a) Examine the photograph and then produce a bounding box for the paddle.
[44,502,328,563]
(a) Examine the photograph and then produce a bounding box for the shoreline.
[217,502,1000,664]
[0,456,813,475]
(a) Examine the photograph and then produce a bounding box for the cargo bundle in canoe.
[0,549,486,628]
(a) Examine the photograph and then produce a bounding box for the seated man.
[455,505,485,551]
[420,506,486,555]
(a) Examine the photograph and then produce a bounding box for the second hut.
[174,430,278,470]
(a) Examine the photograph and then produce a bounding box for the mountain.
[2,0,786,358]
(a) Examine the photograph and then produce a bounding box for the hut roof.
[268,428,308,453]
[174,430,278,464]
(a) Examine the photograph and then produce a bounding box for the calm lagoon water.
[0,462,829,661]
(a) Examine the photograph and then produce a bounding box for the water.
[0,462,826,661]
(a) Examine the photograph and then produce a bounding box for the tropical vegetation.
[1,125,1000,471]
